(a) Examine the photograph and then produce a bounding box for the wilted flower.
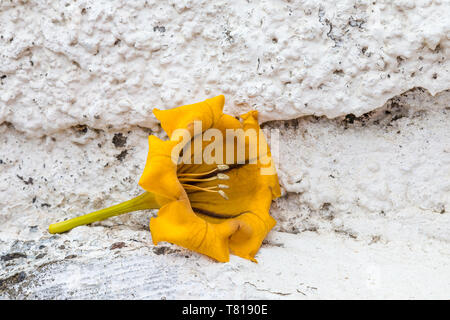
[49,95,281,262]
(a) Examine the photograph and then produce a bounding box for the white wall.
[0,1,449,299]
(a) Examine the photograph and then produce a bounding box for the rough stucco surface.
[0,1,449,299]
[1,0,449,135]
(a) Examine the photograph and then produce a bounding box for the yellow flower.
[49,95,281,263]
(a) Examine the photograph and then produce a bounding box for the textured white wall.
[1,0,448,134]
[0,0,449,299]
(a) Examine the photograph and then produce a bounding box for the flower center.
[178,165,230,200]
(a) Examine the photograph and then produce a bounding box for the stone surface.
[1,88,449,299]
[268,88,450,236]
[2,231,449,299]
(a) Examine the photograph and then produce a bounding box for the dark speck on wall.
[112,133,127,148]
[17,175,33,185]
[110,242,126,250]
[1,252,27,261]
[115,150,128,161]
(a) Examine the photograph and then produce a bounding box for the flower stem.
[48,192,159,234]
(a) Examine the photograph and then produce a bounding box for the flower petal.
[176,113,244,175]
[227,184,277,261]
[229,209,277,262]
[144,100,282,263]
[187,164,276,261]
[150,199,240,262]
[185,110,281,261]
[153,95,225,138]
[138,135,185,204]
[192,185,276,262]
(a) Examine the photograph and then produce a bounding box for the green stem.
[48,192,159,234]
